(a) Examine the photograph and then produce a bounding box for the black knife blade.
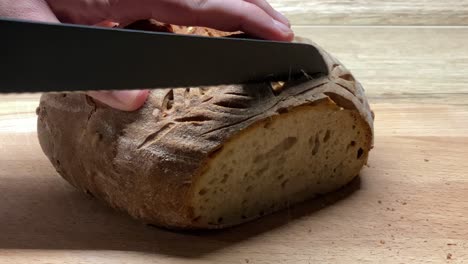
[0,18,328,93]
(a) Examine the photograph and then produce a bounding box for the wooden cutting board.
[1,2,468,263]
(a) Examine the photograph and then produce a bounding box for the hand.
[1,0,293,111]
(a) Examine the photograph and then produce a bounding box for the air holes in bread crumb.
[281,137,297,151]
[347,141,356,151]
[221,174,229,183]
[311,135,320,155]
[255,165,268,176]
[323,130,331,142]
[357,148,364,159]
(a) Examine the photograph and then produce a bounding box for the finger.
[244,0,290,27]
[115,0,293,41]
[0,0,58,22]
[46,0,110,25]
[47,0,293,41]
[186,0,294,41]
[86,90,150,111]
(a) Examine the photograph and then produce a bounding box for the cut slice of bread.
[191,102,371,227]
[36,20,374,229]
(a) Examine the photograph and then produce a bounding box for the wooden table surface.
[1,2,468,263]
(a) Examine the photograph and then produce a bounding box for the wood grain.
[270,0,468,25]
[292,27,468,105]
[1,106,468,263]
[1,26,468,263]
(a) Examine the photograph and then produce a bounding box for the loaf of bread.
[36,20,374,229]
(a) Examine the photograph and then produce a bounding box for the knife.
[0,18,328,93]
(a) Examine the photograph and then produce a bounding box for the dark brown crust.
[36,20,374,229]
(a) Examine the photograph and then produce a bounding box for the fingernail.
[274,19,293,34]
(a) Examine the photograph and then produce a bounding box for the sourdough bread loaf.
[36,20,374,229]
